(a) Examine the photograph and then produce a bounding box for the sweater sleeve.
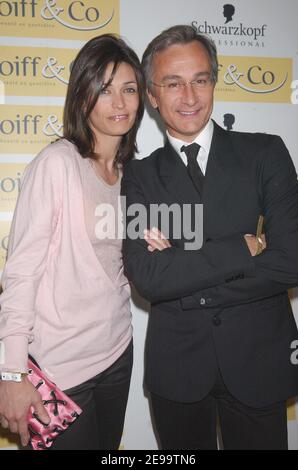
[0,148,64,373]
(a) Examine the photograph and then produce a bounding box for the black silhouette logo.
[223,4,235,23]
[223,113,235,131]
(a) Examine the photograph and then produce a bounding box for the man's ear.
[147,88,158,109]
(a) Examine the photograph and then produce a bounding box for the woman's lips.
[109,114,129,121]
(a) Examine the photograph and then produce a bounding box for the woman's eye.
[99,87,110,95]
[124,87,137,93]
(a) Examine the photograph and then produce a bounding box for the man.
[121,25,298,449]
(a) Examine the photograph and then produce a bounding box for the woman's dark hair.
[63,34,145,164]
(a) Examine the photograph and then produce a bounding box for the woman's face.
[88,62,139,145]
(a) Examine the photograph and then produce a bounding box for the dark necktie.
[181,143,204,195]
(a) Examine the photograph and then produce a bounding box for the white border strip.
[0,37,85,49]
[3,96,65,106]
[0,155,34,163]
[0,212,13,222]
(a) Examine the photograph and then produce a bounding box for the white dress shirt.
[166,119,214,175]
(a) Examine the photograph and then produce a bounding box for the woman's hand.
[0,377,50,447]
[144,227,172,252]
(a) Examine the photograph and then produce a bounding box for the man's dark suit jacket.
[121,121,298,407]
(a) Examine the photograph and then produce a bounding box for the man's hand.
[244,234,266,256]
[0,377,50,447]
[144,227,172,252]
[144,228,266,257]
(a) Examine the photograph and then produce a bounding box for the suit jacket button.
[213,316,221,326]
[206,298,212,305]
[200,298,206,306]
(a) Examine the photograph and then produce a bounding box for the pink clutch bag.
[27,358,83,450]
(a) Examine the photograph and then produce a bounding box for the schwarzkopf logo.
[191,3,267,46]
[223,113,235,131]
[223,4,235,24]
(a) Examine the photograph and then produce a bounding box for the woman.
[0,34,145,450]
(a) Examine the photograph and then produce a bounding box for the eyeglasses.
[150,76,213,94]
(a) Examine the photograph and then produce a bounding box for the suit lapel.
[158,140,202,205]
[158,124,237,208]
[202,122,240,235]
[157,124,240,240]
[203,122,235,204]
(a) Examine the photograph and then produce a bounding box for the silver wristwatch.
[0,371,28,382]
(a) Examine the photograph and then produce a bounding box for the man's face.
[147,41,215,142]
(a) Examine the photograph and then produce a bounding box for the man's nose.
[181,83,198,106]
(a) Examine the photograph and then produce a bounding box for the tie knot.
[181,143,201,164]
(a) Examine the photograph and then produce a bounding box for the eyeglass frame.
[149,73,215,93]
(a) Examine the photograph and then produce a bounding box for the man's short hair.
[141,24,218,91]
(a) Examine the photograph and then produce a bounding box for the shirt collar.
[166,119,214,161]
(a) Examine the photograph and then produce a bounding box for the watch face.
[1,371,23,382]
